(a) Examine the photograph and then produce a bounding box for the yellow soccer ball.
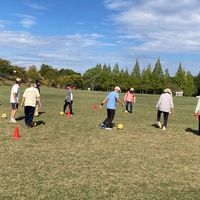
[1,113,7,119]
[59,111,64,116]
[117,123,123,130]
[124,110,128,114]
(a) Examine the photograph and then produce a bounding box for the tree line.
[0,58,200,96]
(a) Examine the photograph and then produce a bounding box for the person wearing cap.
[194,96,200,134]
[20,83,41,128]
[63,85,73,115]
[34,80,41,116]
[155,88,174,130]
[124,88,136,113]
[9,78,21,123]
[99,86,124,130]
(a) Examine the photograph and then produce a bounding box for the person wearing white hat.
[21,83,41,128]
[99,86,124,130]
[155,88,174,130]
[124,88,136,113]
[9,78,22,123]
[194,96,200,134]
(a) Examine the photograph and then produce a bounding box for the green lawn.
[0,86,200,200]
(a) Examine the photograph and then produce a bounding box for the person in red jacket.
[124,88,136,113]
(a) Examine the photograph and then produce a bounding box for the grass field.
[0,86,200,200]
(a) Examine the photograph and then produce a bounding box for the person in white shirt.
[156,88,174,130]
[10,78,21,123]
[21,83,41,128]
[194,96,200,134]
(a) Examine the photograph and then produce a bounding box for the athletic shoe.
[105,127,112,130]
[100,124,105,129]
[162,126,166,131]
[9,118,16,123]
[156,121,162,128]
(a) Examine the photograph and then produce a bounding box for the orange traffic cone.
[13,126,20,140]
[66,111,71,118]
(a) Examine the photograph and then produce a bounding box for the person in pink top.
[124,88,136,113]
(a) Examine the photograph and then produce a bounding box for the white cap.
[114,86,121,92]
[16,78,22,82]
[130,88,134,91]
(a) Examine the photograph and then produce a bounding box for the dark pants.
[63,101,73,114]
[103,109,115,128]
[24,106,35,126]
[157,110,169,127]
[126,101,133,113]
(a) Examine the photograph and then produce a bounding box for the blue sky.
[0,0,200,75]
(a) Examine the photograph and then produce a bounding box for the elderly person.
[156,88,174,131]
[195,96,200,134]
[100,86,124,130]
[21,83,41,128]
[124,88,136,113]
[10,78,22,123]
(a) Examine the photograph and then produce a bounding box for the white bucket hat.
[114,86,121,92]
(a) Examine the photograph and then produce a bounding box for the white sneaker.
[105,127,112,130]
[156,121,162,128]
[9,118,16,123]
[162,126,166,131]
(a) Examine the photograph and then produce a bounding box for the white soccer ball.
[1,113,7,119]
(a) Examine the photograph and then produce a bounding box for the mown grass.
[0,86,200,200]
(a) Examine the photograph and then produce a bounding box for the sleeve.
[124,93,127,101]
[170,96,174,109]
[13,85,18,94]
[156,95,162,108]
[22,90,26,97]
[195,99,200,113]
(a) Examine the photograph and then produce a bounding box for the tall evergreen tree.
[195,72,200,95]
[141,64,152,93]
[174,63,186,91]
[129,60,141,92]
[184,71,195,96]
[164,68,170,88]
[151,58,164,94]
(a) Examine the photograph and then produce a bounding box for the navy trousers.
[24,106,35,126]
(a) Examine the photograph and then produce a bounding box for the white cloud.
[25,3,48,11]
[0,19,10,29]
[13,14,37,28]
[0,31,116,72]
[104,0,200,53]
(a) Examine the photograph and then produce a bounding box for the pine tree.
[184,71,195,96]
[174,63,186,91]
[129,60,141,92]
[151,58,164,94]
[141,64,152,93]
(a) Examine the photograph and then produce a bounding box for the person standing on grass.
[9,78,21,123]
[21,83,41,128]
[194,96,200,134]
[99,86,124,130]
[34,80,41,117]
[63,85,73,115]
[124,88,136,113]
[155,88,174,131]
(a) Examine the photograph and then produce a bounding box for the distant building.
[175,91,183,96]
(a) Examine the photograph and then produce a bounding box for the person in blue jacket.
[99,86,124,130]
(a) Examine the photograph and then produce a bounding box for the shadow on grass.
[38,111,46,115]
[16,116,25,121]
[151,123,159,128]
[34,120,46,127]
[185,128,200,136]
